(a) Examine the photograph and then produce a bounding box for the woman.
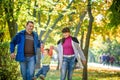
[55,27,86,80]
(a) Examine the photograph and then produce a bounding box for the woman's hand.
[50,46,54,49]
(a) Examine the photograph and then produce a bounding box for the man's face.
[63,32,70,38]
[26,23,34,34]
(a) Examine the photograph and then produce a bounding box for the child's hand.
[41,44,44,48]
[49,46,54,56]
[40,44,44,53]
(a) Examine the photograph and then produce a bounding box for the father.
[10,21,40,80]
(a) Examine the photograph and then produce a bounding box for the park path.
[88,62,120,71]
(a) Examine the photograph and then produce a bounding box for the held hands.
[50,46,54,49]
[10,53,16,59]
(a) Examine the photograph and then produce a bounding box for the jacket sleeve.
[10,33,20,53]
[53,46,58,53]
[37,40,41,48]
[72,37,86,61]
[77,44,86,61]
[54,39,61,53]
[35,32,41,48]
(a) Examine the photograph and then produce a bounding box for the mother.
[55,27,86,80]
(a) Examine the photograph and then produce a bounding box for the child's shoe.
[32,77,37,80]
[39,75,45,80]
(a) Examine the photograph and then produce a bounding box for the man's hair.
[26,21,34,25]
[62,27,70,33]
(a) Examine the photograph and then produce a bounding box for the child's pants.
[35,65,50,78]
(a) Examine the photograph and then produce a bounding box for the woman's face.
[63,32,70,38]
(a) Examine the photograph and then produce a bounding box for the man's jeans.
[35,65,50,78]
[20,56,35,80]
[61,56,75,80]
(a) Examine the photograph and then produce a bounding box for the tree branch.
[43,0,74,43]
[74,11,87,37]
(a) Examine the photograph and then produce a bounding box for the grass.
[18,62,120,80]
[36,65,120,80]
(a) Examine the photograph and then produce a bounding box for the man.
[10,21,40,80]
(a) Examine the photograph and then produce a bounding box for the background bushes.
[0,42,21,80]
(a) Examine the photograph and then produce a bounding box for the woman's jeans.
[35,65,50,78]
[20,56,35,80]
[61,56,75,80]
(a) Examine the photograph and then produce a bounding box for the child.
[33,46,53,80]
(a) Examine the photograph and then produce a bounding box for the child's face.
[43,50,48,55]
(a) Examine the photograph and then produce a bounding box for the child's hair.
[44,48,50,53]
[41,47,53,56]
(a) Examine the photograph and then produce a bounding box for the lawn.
[36,65,120,80]
[17,63,120,80]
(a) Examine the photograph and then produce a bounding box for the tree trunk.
[80,31,84,49]
[7,20,18,39]
[82,0,94,80]
[4,0,23,39]
[33,0,37,18]
[4,3,17,39]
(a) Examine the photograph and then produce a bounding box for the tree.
[2,0,23,39]
[42,0,74,43]
[39,0,60,40]
[82,0,94,80]
[109,0,120,27]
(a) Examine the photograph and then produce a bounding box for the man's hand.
[10,53,16,59]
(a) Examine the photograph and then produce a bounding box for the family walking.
[10,21,86,80]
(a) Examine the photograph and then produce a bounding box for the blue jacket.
[10,30,40,62]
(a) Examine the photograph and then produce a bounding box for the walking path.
[88,62,120,71]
